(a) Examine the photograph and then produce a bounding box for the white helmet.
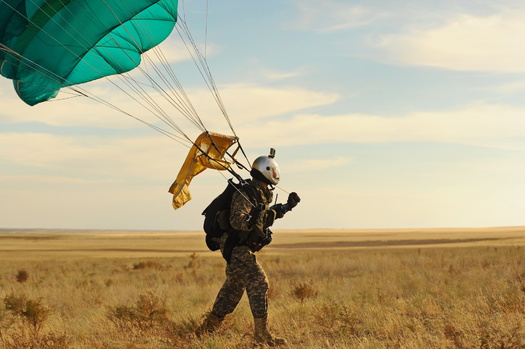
[251,148,280,185]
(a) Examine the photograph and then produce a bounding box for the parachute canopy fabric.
[0,0,178,105]
[169,132,238,210]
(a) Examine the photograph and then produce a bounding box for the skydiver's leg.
[210,248,246,317]
[236,247,269,318]
[240,252,287,346]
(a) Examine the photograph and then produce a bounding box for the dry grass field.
[0,227,524,348]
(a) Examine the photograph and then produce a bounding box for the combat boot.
[253,317,287,347]
[195,312,223,337]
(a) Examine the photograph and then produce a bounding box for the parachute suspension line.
[172,0,208,131]
[189,136,254,206]
[67,87,191,147]
[91,0,196,140]
[192,0,252,170]
[96,0,190,127]
[191,130,251,183]
[175,14,255,170]
[175,17,235,135]
[198,132,238,173]
[0,44,61,90]
[193,134,252,193]
[4,0,249,161]
[104,69,195,143]
[205,0,209,59]
[180,0,187,22]
[127,13,209,133]
[181,132,250,190]
[91,0,207,140]
[1,41,189,146]
[213,164,257,209]
[140,48,207,131]
[32,0,198,144]
[89,41,197,143]
[233,141,252,173]
[1,0,187,144]
[70,3,257,201]
[89,2,232,156]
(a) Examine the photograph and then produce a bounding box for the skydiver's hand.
[287,192,301,209]
[248,203,265,226]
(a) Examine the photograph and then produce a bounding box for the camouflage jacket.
[229,179,273,242]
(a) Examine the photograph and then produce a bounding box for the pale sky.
[2,0,525,231]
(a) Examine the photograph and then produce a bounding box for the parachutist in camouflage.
[196,149,300,346]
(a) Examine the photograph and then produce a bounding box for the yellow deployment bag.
[168,131,239,210]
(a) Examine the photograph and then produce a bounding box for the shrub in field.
[291,282,318,303]
[107,291,169,332]
[105,291,199,347]
[3,293,50,334]
[132,261,165,270]
[183,253,200,277]
[311,301,363,339]
[3,294,25,318]
[0,293,66,349]
[15,269,29,283]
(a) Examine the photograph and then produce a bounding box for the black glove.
[287,192,301,210]
[270,203,286,219]
[248,203,265,226]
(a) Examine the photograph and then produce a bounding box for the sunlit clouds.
[237,103,525,149]
[289,1,387,32]
[377,10,525,72]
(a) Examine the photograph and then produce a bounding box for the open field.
[1,226,524,259]
[0,228,523,348]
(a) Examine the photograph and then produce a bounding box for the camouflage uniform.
[210,179,273,319]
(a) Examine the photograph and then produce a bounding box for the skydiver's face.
[269,164,280,184]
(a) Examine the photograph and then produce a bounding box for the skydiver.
[196,149,301,347]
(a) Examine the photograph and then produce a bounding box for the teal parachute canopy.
[0,0,178,106]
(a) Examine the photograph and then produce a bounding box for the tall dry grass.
[0,245,523,348]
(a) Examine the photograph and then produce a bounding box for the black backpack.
[202,179,256,251]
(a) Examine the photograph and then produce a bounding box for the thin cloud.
[376,10,525,72]
[0,81,338,130]
[220,84,339,123]
[476,80,525,94]
[134,31,218,67]
[0,133,178,181]
[238,102,525,148]
[259,67,306,82]
[289,1,387,32]
[287,156,353,174]
[0,174,118,185]
[169,84,339,132]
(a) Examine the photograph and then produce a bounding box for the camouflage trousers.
[211,244,269,319]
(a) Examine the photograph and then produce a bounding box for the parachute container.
[169,132,239,210]
[0,0,178,105]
